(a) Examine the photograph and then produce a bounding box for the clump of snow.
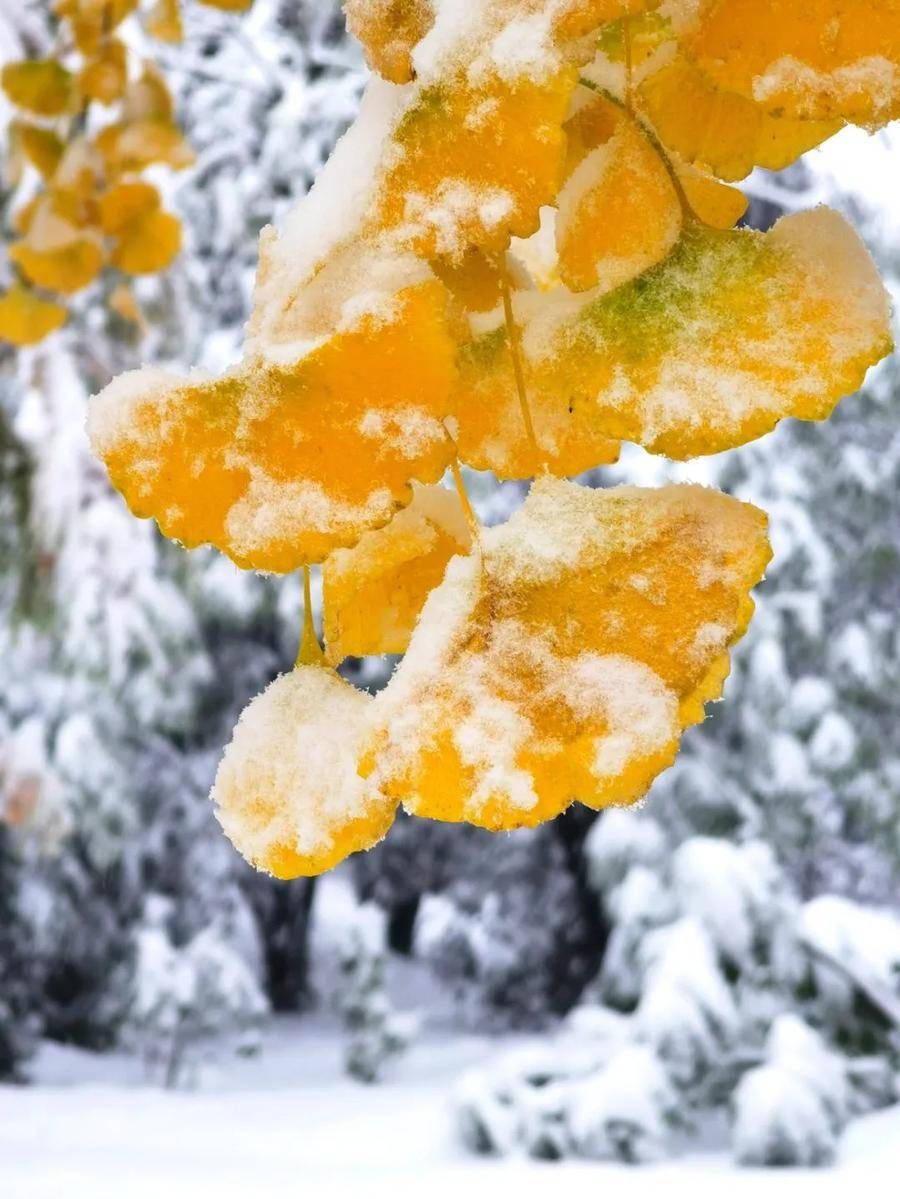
[672,838,792,966]
[584,808,667,894]
[751,56,898,124]
[809,711,858,774]
[212,666,395,874]
[634,918,740,1087]
[732,1014,849,1168]
[567,1044,681,1163]
[799,894,900,999]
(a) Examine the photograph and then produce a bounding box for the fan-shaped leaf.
[213,666,398,879]
[361,477,771,830]
[0,284,67,346]
[324,483,472,663]
[456,208,891,465]
[88,281,457,571]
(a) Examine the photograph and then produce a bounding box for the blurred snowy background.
[1,1,899,1194]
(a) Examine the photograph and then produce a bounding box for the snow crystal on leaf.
[458,207,892,468]
[211,666,398,879]
[361,477,770,831]
[686,0,900,125]
[89,281,456,571]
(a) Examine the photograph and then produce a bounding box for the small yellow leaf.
[14,123,65,180]
[676,164,749,230]
[361,477,771,831]
[10,238,103,295]
[345,0,434,83]
[78,38,128,105]
[61,0,139,53]
[324,483,472,663]
[88,281,457,572]
[122,64,175,123]
[638,56,841,182]
[686,0,900,125]
[212,665,398,879]
[145,0,184,43]
[95,119,195,174]
[10,204,104,294]
[109,283,144,326]
[0,284,67,347]
[97,180,160,234]
[1,60,75,117]
[557,91,682,293]
[54,136,103,199]
[111,208,182,274]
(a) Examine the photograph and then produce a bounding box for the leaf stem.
[449,457,480,541]
[296,564,325,667]
[498,256,544,473]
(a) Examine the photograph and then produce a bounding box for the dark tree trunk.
[246,874,318,1012]
[387,895,421,956]
[552,807,610,981]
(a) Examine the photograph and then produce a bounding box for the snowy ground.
[2,1017,899,1199]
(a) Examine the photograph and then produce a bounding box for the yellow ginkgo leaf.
[95,119,195,174]
[323,482,472,664]
[637,56,841,183]
[88,280,457,572]
[122,64,175,123]
[54,136,103,200]
[78,37,128,105]
[111,208,182,274]
[196,0,254,10]
[675,162,748,230]
[361,477,771,831]
[556,90,682,293]
[59,0,139,54]
[457,207,891,465]
[145,0,184,42]
[9,203,104,295]
[109,283,144,326]
[10,239,103,295]
[31,187,99,231]
[345,0,434,83]
[1,60,75,117]
[212,666,398,880]
[97,180,161,234]
[14,123,65,180]
[364,3,659,261]
[686,0,900,125]
[0,284,67,346]
[373,68,577,259]
[12,195,43,236]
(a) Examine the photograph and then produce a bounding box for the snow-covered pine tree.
[0,827,36,1079]
[455,142,900,1165]
[0,0,362,1042]
[336,904,414,1084]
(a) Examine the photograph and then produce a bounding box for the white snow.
[2,1023,900,1198]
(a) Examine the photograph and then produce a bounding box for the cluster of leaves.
[0,0,255,347]
[86,0,896,878]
